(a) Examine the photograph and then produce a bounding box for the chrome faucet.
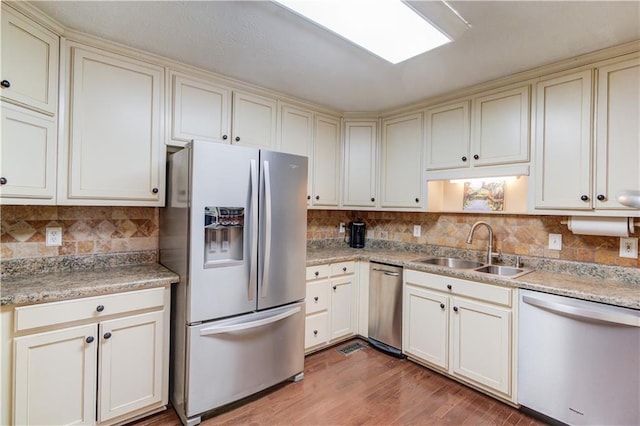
[466,221,500,265]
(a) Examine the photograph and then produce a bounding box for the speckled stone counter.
[1,263,179,306]
[307,245,640,310]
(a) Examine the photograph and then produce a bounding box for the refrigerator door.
[258,150,308,310]
[189,141,260,323]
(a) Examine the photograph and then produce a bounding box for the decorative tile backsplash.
[307,210,639,268]
[1,206,158,260]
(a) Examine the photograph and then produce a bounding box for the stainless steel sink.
[473,265,532,278]
[414,257,484,269]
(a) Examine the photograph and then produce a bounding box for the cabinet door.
[312,114,341,207]
[171,72,231,145]
[472,86,530,166]
[279,104,313,202]
[595,58,640,210]
[98,310,164,422]
[14,324,97,425]
[380,112,424,209]
[62,44,164,206]
[231,91,277,149]
[403,285,448,370]
[343,120,377,208]
[535,70,593,209]
[425,101,470,170]
[1,6,59,115]
[330,276,356,340]
[1,105,56,204]
[451,297,511,396]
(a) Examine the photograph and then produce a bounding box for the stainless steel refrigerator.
[160,140,307,426]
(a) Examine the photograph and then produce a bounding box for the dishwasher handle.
[522,295,640,327]
[372,268,400,277]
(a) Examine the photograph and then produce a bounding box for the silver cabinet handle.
[248,159,258,301]
[199,307,301,336]
[523,295,640,327]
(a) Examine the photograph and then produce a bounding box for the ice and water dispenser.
[204,206,244,267]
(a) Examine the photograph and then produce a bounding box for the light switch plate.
[46,227,62,247]
[339,222,345,234]
[548,233,562,250]
[620,237,638,258]
[413,225,421,237]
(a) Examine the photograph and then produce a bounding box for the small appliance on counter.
[347,221,366,248]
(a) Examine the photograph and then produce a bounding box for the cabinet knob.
[103,332,112,339]
[307,195,311,200]
[447,284,452,290]
[343,267,347,272]
[86,336,94,344]
[461,156,467,162]
[333,286,337,290]
[314,296,319,302]
[580,194,589,201]
[371,197,375,202]
[415,198,419,203]
[440,303,445,309]
[453,306,459,312]
[235,136,240,142]
[152,187,159,194]
[313,330,318,336]
[597,194,606,201]
[96,305,105,312]
[473,154,479,160]
[0,177,6,185]
[0,80,10,88]
[314,271,319,277]
[316,195,320,200]
[222,134,228,140]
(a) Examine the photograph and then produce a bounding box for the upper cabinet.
[534,56,639,213]
[278,103,314,202]
[426,85,530,173]
[312,114,341,208]
[59,42,165,206]
[1,6,59,115]
[342,120,378,208]
[231,91,277,149]
[380,112,425,210]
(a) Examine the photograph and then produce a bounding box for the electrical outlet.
[46,227,63,247]
[339,222,346,234]
[413,225,421,237]
[548,233,562,250]
[620,237,638,258]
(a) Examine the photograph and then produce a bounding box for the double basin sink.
[413,256,532,279]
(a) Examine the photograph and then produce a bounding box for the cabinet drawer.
[305,312,329,349]
[306,264,330,281]
[405,269,512,307]
[330,261,355,277]
[306,281,329,314]
[15,287,165,332]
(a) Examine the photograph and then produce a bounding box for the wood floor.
[131,339,546,426]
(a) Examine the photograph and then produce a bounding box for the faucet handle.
[491,250,503,262]
[515,256,523,268]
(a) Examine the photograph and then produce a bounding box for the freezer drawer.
[184,302,305,420]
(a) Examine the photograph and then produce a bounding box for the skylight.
[273,0,452,64]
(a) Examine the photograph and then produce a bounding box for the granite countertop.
[307,247,640,310]
[1,263,180,306]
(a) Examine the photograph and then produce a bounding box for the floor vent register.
[337,342,366,355]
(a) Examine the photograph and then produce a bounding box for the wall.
[1,206,158,260]
[307,210,639,268]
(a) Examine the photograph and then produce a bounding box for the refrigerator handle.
[199,306,301,336]
[249,159,258,301]
[261,160,272,298]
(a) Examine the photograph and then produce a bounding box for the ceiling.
[32,1,640,113]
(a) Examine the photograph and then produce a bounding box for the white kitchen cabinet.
[403,269,515,402]
[380,112,425,210]
[170,71,231,145]
[279,103,313,202]
[425,101,470,171]
[312,114,341,207]
[60,42,165,206]
[304,261,358,353]
[11,287,169,426]
[1,5,59,115]
[343,120,378,208]
[534,70,593,210]
[231,91,277,150]
[594,57,640,210]
[0,105,57,204]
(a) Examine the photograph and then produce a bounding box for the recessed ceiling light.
[273,0,453,64]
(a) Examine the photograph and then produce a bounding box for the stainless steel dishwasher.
[368,262,403,357]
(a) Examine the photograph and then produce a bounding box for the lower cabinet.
[10,286,170,425]
[403,269,516,402]
[304,261,357,353]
